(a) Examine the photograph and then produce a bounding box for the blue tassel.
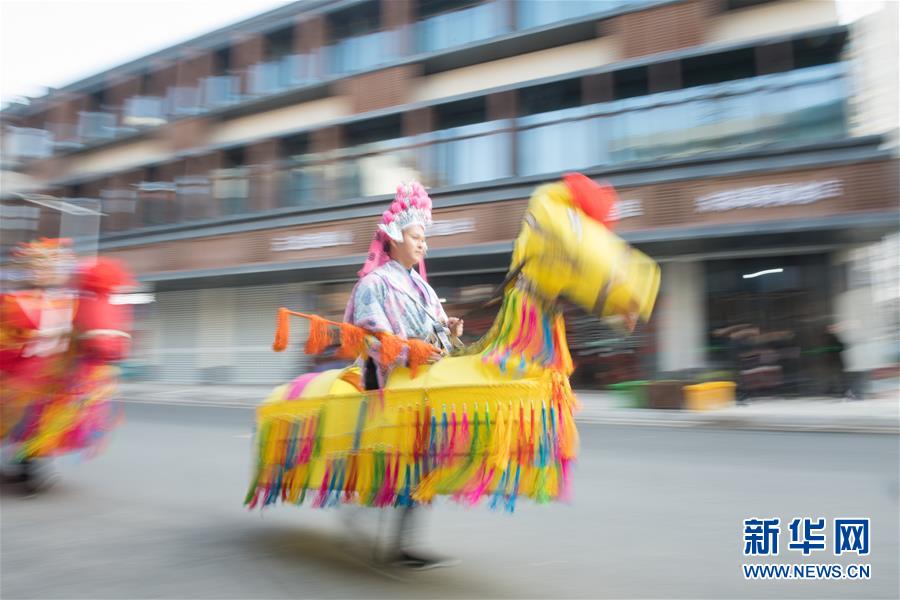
[506,465,522,513]
[396,464,413,507]
[489,465,511,510]
[331,458,346,506]
[429,415,437,470]
[499,351,511,373]
[285,421,300,469]
[266,468,283,505]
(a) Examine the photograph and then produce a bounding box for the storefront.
[106,156,898,387]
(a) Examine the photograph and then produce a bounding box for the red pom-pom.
[78,258,135,294]
[563,173,618,229]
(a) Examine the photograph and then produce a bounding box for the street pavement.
[117,381,900,434]
[2,402,898,599]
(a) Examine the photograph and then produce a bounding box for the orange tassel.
[336,322,367,360]
[273,307,290,352]
[305,315,332,355]
[375,332,403,368]
[407,339,439,378]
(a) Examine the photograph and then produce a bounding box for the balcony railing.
[326,30,398,76]
[123,96,166,127]
[77,111,118,142]
[77,61,852,234]
[417,1,509,53]
[517,62,849,173]
[247,54,317,97]
[212,168,250,216]
[424,120,514,187]
[166,87,203,116]
[278,119,513,208]
[249,62,285,96]
[202,75,242,108]
[3,126,54,160]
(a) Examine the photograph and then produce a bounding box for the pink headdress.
[358,181,433,280]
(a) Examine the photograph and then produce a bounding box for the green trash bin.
[608,380,649,408]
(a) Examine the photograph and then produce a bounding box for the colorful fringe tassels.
[244,373,577,512]
[480,283,573,376]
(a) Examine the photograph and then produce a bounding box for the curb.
[117,396,900,434]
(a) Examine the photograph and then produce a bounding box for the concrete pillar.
[832,241,898,373]
[658,261,707,373]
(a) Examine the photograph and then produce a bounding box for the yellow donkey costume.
[245,174,660,511]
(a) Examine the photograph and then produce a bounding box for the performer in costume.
[245,174,661,568]
[344,181,463,569]
[1,238,133,492]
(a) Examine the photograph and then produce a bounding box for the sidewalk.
[117,381,899,434]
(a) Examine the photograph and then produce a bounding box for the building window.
[417,0,508,54]
[326,1,395,75]
[213,147,249,216]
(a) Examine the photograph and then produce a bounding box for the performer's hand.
[427,352,443,364]
[448,317,464,338]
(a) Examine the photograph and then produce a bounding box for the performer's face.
[30,263,70,288]
[390,225,427,268]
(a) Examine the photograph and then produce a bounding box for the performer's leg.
[392,504,417,554]
[363,359,457,570]
[389,505,458,570]
[19,458,33,482]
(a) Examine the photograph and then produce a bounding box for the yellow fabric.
[254,356,576,504]
[515,182,660,321]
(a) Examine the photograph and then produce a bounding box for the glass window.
[327,30,397,76]
[417,1,507,53]
[212,168,249,216]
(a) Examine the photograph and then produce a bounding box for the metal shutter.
[232,283,310,384]
[154,290,199,383]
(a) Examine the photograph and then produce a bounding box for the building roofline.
[1,0,354,113]
[0,0,716,118]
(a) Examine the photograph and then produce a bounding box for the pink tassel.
[299,417,315,463]
[315,462,331,508]
[460,408,471,451]
[465,467,496,505]
[523,304,543,359]
[518,304,538,355]
[508,299,531,352]
[559,458,572,502]
[453,463,484,504]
